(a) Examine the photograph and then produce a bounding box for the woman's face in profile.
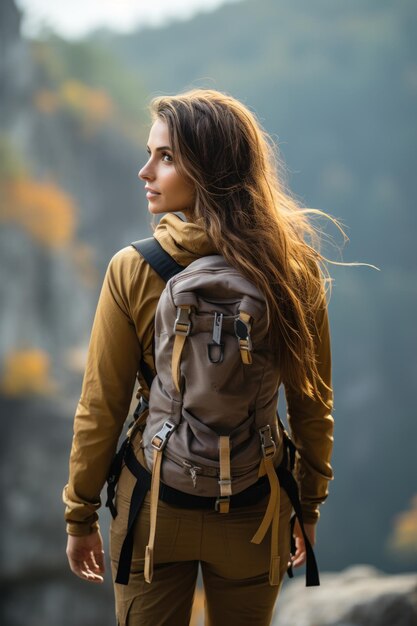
[139,118,195,218]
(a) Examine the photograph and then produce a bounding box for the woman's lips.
[146,189,160,199]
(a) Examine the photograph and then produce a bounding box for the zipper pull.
[189,467,198,488]
[183,461,201,488]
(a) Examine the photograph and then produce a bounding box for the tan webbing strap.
[251,424,282,586]
[171,306,191,393]
[172,333,187,393]
[251,456,281,586]
[252,426,277,543]
[238,311,253,364]
[144,448,162,584]
[258,458,267,478]
[217,436,232,513]
[251,456,279,544]
[144,420,175,583]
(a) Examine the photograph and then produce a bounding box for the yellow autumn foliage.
[33,81,115,135]
[1,349,58,396]
[32,84,144,144]
[60,80,114,124]
[31,38,146,145]
[388,494,417,557]
[1,177,77,248]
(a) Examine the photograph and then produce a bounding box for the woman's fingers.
[83,550,105,580]
[71,557,104,582]
[291,549,307,568]
[291,535,306,568]
[86,548,104,573]
[92,548,106,573]
[66,531,105,583]
[290,519,316,568]
[82,558,105,583]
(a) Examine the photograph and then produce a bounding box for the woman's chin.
[147,203,165,214]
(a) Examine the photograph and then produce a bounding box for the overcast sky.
[15,0,239,39]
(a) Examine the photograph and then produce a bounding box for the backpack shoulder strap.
[131,237,186,282]
[130,236,186,393]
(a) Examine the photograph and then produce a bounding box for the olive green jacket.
[63,213,334,536]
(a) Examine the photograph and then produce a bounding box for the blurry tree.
[60,79,113,123]
[33,88,59,114]
[0,134,24,178]
[0,348,58,396]
[388,495,417,559]
[1,176,77,248]
[69,241,100,288]
[31,38,148,144]
[0,134,78,248]
[34,80,114,134]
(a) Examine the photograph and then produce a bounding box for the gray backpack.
[106,237,320,589]
[142,252,283,498]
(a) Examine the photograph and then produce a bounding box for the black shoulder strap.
[131,237,186,391]
[131,237,186,282]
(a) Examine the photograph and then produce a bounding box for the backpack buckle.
[235,315,253,364]
[215,495,230,513]
[259,425,276,458]
[234,317,253,351]
[174,306,192,336]
[151,421,176,451]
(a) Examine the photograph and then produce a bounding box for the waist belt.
[107,438,319,588]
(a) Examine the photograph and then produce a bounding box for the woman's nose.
[138,160,154,181]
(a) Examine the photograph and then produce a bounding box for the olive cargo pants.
[110,462,293,626]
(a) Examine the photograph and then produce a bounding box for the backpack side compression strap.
[131,237,186,283]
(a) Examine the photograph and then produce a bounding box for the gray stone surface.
[273,565,417,626]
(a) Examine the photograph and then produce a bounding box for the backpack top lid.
[157,254,270,340]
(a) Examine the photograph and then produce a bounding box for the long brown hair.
[150,88,346,403]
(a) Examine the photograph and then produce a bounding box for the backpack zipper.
[163,446,260,479]
[182,461,202,488]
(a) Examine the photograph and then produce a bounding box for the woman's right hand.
[290,519,316,568]
[66,530,105,583]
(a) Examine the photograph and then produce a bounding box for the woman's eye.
[162,152,173,162]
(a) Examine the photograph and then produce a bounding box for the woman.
[64,89,335,626]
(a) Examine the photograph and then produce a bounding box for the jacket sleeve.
[63,248,142,536]
[284,297,334,525]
